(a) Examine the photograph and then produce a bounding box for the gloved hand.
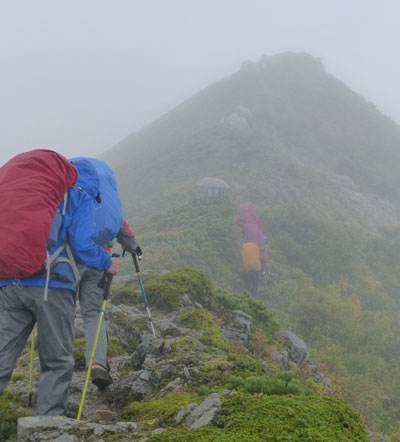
[116,226,142,256]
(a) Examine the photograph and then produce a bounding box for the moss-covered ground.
[123,393,369,442]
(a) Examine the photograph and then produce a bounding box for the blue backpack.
[69,157,123,246]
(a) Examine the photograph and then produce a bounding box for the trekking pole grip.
[103,253,120,300]
[132,252,140,273]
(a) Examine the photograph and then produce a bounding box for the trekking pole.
[130,252,156,339]
[28,323,36,407]
[77,254,119,421]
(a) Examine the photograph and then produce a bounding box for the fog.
[1,0,399,166]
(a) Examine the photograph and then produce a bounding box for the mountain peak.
[240,51,325,76]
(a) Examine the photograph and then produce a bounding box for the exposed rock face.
[221,105,251,130]
[175,393,222,429]
[220,309,252,347]
[17,416,138,442]
[283,331,332,395]
[284,331,310,367]
[273,350,289,371]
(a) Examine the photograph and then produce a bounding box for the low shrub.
[180,309,229,351]
[0,391,27,441]
[145,393,370,441]
[213,289,278,338]
[120,392,201,426]
[144,268,213,311]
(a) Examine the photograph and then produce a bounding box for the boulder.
[284,331,310,367]
[175,393,222,429]
[220,310,252,347]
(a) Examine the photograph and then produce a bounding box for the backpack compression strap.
[43,191,81,301]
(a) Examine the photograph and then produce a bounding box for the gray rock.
[52,435,78,442]
[18,416,140,442]
[151,363,177,385]
[175,403,198,424]
[176,393,222,429]
[219,390,232,398]
[85,421,137,435]
[131,337,165,370]
[220,310,252,347]
[284,331,310,367]
[18,417,80,442]
[274,350,289,371]
[222,111,250,130]
[142,357,157,371]
[157,377,182,398]
[139,370,151,381]
[181,294,193,307]
[116,421,138,430]
[309,364,333,395]
[153,317,183,337]
[107,303,147,351]
[368,432,388,442]
[183,366,190,379]
[130,377,153,401]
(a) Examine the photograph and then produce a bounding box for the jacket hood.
[69,157,100,200]
[235,204,262,227]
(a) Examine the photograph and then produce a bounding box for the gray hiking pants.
[0,285,75,416]
[77,265,108,369]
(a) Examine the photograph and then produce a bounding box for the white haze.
[0,0,399,166]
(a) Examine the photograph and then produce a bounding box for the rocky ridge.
[3,269,381,441]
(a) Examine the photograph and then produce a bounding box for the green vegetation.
[131,198,400,438]
[135,195,241,290]
[144,268,213,311]
[226,371,313,396]
[180,309,229,351]
[142,393,369,442]
[0,391,26,441]
[105,54,400,440]
[108,337,127,357]
[213,288,277,338]
[73,337,86,371]
[111,285,137,306]
[121,392,201,426]
[264,207,400,437]
[73,337,126,371]
[10,371,26,382]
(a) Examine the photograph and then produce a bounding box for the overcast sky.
[1,0,399,166]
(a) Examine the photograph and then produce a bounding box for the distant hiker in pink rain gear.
[235,204,268,294]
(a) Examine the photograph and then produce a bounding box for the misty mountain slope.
[104,52,400,231]
[96,54,400,440]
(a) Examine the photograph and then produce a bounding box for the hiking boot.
[91,364,113,390]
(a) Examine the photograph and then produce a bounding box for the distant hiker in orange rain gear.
[235,204,268,295]
[241,242,266,296]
